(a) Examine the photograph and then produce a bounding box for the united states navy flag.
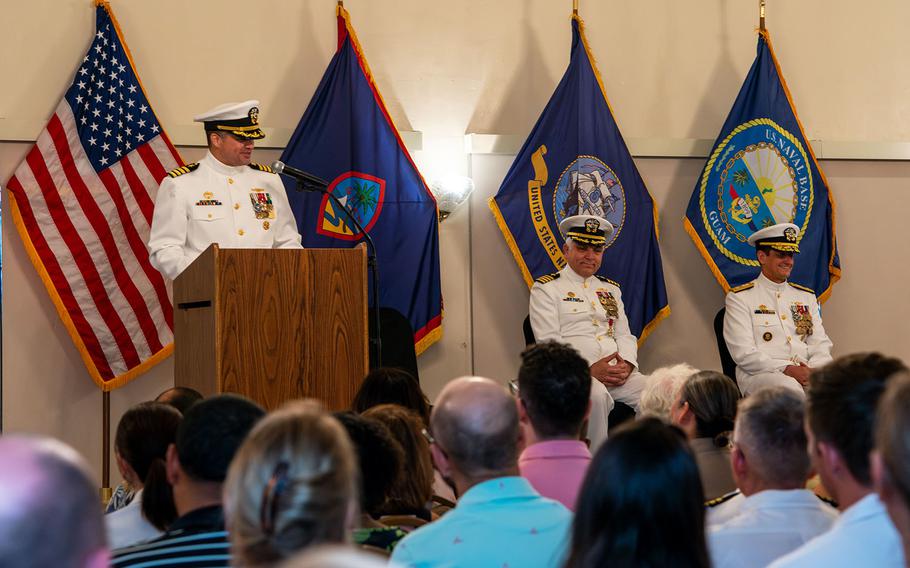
[489,15,669,342]
[281,5,442,354]
[684,30,840,301]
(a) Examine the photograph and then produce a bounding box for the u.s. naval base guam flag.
[280,5,442,354]
[684,29,840,300]
[5,1,181,390]
[489,14,669,341]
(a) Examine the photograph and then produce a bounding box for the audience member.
[874,371,910,560]
[515,341,592,510]
[671,370,741,500]
[154,386,204,415]
[110,394,265,567]
[105,386,205,515]
[224,400,358,567]
[335,411,410,551]
[565,418,709,568]
[352,367,431,426]
[771,353,908,567]
[639,363,698,421]
[362,404,435,522]
[0,435,108,568]
[107,402,182,548]
[707,387,837,567]
[279,545,389,568]
[391,377,572,568]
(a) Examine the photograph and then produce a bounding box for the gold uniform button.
[781,315,787,320]
[207,213,212,219]
[228,178,234,184]
[234,203,240,210]
[238,229,245,236]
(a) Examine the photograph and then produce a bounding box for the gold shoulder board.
[788,282,816,295]
[534,272,561,284]
[731,282,755,293]
[166,162,200,178]
[705,490,740,508]
[248,163,274,173]
[595,275,620,287]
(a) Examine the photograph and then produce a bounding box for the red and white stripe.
[6,100,179,384]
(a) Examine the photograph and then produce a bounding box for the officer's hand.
[591,358,625,386]
[784,364,812,386]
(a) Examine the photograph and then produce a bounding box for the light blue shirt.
[390,476,572,568]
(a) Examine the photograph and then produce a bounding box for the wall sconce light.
[430,176,475,221]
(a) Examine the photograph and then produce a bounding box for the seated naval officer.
[723,223,833,397]
[148,100,302,280]
[529,214,647,450]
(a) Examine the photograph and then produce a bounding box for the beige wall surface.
[2,0,909,482]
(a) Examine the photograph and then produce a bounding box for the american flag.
[5,2,180,389]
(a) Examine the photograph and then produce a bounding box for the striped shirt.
[110,506,229,568]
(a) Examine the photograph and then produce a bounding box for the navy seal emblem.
[697,119,813,266]
[553,156,625,249]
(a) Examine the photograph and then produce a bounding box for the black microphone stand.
[294,179,382,368]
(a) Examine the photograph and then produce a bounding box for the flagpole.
[759,0,766,31]
[573,0,579,16]
[101,390,112,505]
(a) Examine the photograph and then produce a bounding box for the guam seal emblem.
[553,156,626,248]
[317,171,385,240]
[698,118,813,266]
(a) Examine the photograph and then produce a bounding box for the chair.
[370,307,420,382]
[522,313,636,430]
[713,307,738,381]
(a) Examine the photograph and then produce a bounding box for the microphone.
[271,161,329,188]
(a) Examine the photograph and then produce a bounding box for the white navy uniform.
[530,265,646,450]
[148,151,303,280]
[723,273,833,396]
[707,489,839,568]
[769,494,904,568]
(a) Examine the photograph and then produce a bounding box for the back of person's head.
[517,341,591,439]
[431,376,520,479]
[809,352,908,486]
[351,367,431,425]
[333,411,405,518]
[115,401,182,530]
[154,386,204,415]
[875,372,910,515]
[677,370,741,446]
[362,404,434,515]
[735,387,809,488]
[279,545,388,568]
[177,394,265,482]
[0,436,107,568]
[565,418,709,568]
[640,363,698,421]
[225,400,357,567]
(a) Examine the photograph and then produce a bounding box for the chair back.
[713,307,738,381]
[522,314,536,346]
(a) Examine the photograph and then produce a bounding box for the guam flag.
[489,14,669,341]
[281,5,442,353]
[684,30,840,300]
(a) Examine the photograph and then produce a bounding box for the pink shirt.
[519,440,592,511]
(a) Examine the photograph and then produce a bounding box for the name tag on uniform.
[561,292,584,303]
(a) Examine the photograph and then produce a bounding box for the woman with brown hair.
[670,370,743,501]
[362,404,435,523]
[224,400,358,567]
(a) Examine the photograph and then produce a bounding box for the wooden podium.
[173,244,368,411]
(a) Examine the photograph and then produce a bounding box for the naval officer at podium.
[148,100,302,280]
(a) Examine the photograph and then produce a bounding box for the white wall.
[3,0,910,483]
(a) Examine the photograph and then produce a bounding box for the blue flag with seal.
[280,5,442,354]
[489,15,669,342]
[684,29,840,301]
